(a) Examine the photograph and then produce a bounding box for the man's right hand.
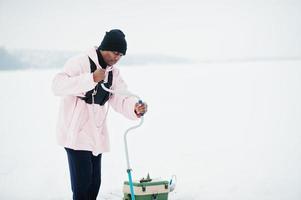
[93,68,106,83]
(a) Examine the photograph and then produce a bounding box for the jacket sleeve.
[109,69,139,120]
[52,56,97,97]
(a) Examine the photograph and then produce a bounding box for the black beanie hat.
[98,29,127,55]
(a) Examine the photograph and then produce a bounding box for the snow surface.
[1,61,301,199]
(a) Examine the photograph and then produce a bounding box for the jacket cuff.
[128,98,140,120]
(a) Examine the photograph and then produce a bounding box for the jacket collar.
[87,46,113,69]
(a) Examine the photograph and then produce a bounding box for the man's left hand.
[134,102,148,117]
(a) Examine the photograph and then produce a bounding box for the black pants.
[65,148,102,200]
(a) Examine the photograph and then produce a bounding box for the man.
[52,29,147,200]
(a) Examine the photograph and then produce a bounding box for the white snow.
[1,61,301,199]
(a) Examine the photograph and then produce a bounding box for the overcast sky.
[0,0,300,59]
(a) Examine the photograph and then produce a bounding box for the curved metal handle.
[124,117,144,170]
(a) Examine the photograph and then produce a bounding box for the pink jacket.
[52,47,138,156]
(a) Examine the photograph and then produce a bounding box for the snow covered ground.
[0,61,301,199]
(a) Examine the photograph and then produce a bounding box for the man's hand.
[134,102,148,117]
[93,68,106,83]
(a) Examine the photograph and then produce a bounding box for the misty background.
[0,0,300,70]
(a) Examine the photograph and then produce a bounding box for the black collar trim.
[96,50,108,69]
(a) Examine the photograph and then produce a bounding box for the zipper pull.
[92,89,97,96]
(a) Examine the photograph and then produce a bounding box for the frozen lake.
[0,61,301,199]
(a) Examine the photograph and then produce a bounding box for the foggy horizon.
[1,0,300,60]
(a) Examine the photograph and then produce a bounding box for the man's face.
[101,51,123,66]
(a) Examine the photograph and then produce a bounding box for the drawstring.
[91,67,113,129]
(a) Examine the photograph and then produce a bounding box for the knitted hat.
[98,29,127,55]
